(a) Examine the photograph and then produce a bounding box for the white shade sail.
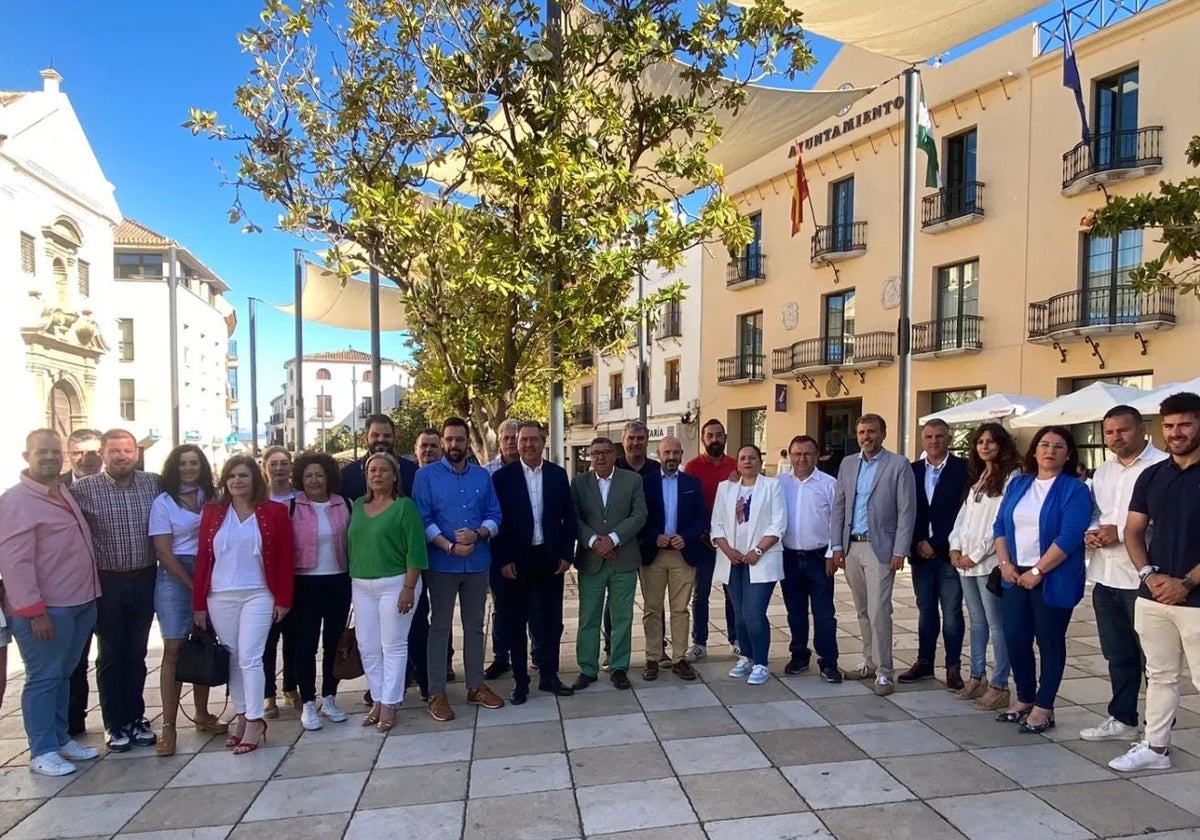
[919,393,1047,426]
[1008,382,1149,429]
[1128,377,1200,414]
[735,0,1052,63]
[276,257,410,332]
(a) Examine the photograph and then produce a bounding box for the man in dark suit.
[900,418,969,688]
[491,422,578,703]
[340,414,418,499]
[62,428,103,736]
[638,436,707,681]
[572,437,648,690]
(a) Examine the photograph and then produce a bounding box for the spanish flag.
[790,145,809,237]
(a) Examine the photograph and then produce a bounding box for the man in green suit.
[571,437,648,690]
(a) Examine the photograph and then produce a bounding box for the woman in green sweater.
[348,452,428,732]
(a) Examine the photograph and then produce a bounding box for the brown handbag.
[332,610,363,680]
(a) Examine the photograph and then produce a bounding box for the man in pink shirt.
[0,429,101,776]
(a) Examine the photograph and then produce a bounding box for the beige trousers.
[639,549,696,662]
[1134,596,1200,748]
[843,542,896,675]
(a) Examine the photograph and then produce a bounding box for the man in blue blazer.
[491,421,578,703]
[901,419,969,689]
[637,436,707,681]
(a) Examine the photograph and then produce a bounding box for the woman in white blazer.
[711,444,786,685]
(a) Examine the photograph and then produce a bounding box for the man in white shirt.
[778,435,841,683]
[1080,405,1168,741]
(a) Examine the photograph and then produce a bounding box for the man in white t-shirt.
[1080,405,1167,741]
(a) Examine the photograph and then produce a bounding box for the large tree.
[188,0,814,457]
[1089,135,1200,297]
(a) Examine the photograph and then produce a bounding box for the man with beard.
[681,419,739,661]
[414,417,505,721]
[341,414,418,500]
[70,429,162,752]
[611,421,661,666]
[1108,391,1200,773]
[62,428,103,736]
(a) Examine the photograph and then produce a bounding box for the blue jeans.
[11,602,97,757]
[961,574,1010,685]
[911,558,964,667]
[1003,578,1073,708]
[780,548,838,666]
[693,545,737,647]
[726,565,776,666]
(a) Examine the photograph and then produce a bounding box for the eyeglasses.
[1036,441,1069,452]
[590,450,615,458]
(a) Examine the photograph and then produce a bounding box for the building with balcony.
[271,349,411,451]
[698,0,1200,467]
[112,219,239,467]
[564,246,702,475]
[0,69,122,480]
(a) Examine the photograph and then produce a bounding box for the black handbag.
[986,566,1004,597]
[177,624,231,687]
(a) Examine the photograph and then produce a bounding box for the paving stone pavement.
[2,573,1199,839]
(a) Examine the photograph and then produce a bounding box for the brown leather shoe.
[643,660,660,681]
[427,693,455,722]
[897,660,934,683]
[944,665,965,692]
[467,684,505,710]
[672,659,698,681]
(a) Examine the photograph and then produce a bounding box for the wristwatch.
[1138,565,1159,582]
[1029,567,1041,577]
[1182,577,1197,592]
[752,547,764,557]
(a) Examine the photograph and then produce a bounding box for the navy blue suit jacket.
[639,469,708,567]
[491,459,577,575]
[911,453,969,559]
[340,454,417,501]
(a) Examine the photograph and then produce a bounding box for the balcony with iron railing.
[571,403,595,426]
[912,315,984,359]
[1027,285,1175,343]
[811,222,867,265]
[1062,127,1163,195]
[717,354,765,385]
[226,339,239,367]
[726,253,767,289]
[664,383,681,402]
[269,412,283,425]
[654,308,683,341]
[921,182,985,233]
[771,331,895,377]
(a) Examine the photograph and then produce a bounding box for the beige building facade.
[698,0,1199,470]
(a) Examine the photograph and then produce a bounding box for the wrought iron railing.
[921,182,985,228]
[912,315,984,354]
[811,222,867,262]
[717,354,765,383]
[771,331,894,374]
[655,307,683,340]
[726,253,767,285]
[1062,127,1162,191]
[1028,285,1175,338]
[570,403,595,425]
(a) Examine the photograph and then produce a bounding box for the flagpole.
[897,66,920,459]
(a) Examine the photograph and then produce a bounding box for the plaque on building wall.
[774,384,788,412]
[781,301,799,331]
[881,276,901,310]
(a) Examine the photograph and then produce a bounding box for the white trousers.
[207,588,275,719]
[352,575,422,706]
[1135,597,1200,748]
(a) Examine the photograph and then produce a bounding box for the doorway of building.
[818,399,861,473]
[48,380,80,439]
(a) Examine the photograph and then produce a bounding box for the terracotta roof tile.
[303,349,398,365]
[0,91,24,107]
[113,218,174,247]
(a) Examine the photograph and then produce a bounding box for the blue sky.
[0,1,1063,434]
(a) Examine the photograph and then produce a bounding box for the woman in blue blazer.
[993,425,1091,734]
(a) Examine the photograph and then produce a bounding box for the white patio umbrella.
[1129,377,1200,415]
[1008,382,1149,429]
[918,393,1047,426]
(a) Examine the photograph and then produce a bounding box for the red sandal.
[233,719,268,755]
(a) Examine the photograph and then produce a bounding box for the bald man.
[637,436,708,681]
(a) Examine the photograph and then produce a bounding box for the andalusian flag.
[917,86,941,189]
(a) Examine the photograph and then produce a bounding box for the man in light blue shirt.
[413,417,503,722]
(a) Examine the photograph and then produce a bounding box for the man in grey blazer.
[571,437,648,691]
[830,414,918,696]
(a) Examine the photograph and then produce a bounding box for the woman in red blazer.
[193,454,294,754]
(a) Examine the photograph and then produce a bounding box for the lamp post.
[248,296,261,456]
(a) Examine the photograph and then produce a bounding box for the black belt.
[849,534,871,543]
[98,567,156,580]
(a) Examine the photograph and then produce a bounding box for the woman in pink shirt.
[0,429,101,776]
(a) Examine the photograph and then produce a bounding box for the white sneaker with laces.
[728,656,752,678]
[321,695,347,722]
[747,664,770,685]
[684,644,707,663]
[1108,741,1171,772]
[30,752,76,777]
[58,740,99,761]
[300,701,322,731]
[1080,716,1137,741]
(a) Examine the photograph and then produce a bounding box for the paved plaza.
[2,573,1199,840]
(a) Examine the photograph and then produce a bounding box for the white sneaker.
[747,664,770,685]
[873,674,895,696]
[728,656,752,678]
[321,695,347,723]
[57,740,99,761]
[1080,716,1137,741]
[684,644,707,663]
[30,752,76,777]
[300,701,322,731]
[1108,741,1171,772]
